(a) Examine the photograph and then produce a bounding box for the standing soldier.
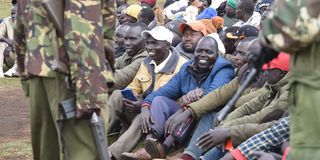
[252,0,320,159]
[14,0,115,160]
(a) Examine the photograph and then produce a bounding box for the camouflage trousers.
[29,74,109,160]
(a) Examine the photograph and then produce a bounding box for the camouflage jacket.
[14,0,116,115]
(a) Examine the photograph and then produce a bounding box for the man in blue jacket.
[122,36,234,160]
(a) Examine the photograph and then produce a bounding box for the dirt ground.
[0,80,32,160]
[0,85,30,142]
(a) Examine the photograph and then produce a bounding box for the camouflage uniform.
[14,0,115,160]
[260,0,320,159]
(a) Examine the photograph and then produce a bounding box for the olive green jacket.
[109,50,148,92]
[221,75,290,146]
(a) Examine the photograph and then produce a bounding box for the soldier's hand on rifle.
[186,88,204,103]
[165,108,190,134]
[140,107,154,133]
[197,127,231,151]
[76,108,97,119]
[123,98,142,113]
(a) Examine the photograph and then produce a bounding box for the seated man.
[122,36,235,160]
[0,6,16,77]
[123,4,143,23]
[220,116,290,160]
[166,40,288,160]
[108,26,187,160]
[175,21,208,60]
[110,22,149,92]
[114,24,129,58]
[194,54,290,160]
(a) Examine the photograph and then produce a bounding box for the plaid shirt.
[237,117,290,159]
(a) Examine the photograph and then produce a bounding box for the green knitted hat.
[227,0,238,10]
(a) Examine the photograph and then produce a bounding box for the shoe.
[145,138,165,159]
[4,67,16,77]
[121,148,152,160]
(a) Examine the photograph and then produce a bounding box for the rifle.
[216,68,258,123]
[42,0,64,37]
[59,98,111,160]
[42,0,69,74]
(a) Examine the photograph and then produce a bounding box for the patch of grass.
[0,77,21,88]
[0,140,33,160]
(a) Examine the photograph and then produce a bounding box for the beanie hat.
[179,20,208,36]
[227,0,237,10]
[125,4,143,20]
[196,7,217,20]
[262,52,290,71]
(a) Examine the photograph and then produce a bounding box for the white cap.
[141,26,174,44]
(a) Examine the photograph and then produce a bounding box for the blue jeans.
[150,96,180,140]
[200,147,226,160]
[183,111,217,159]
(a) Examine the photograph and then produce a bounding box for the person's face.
[266,69,286,84]
[124,26,145,56]
[235,2,244,19]
[11,7,16,22]
[225,4,236,17]
[260,10,271,30]
[115,26,128,50]
[194,38,218,71]
[234,41,250,69]
[117,6,127,24]
[259,6,269,14]
[124,14,137,23]
[145,36,170,64]
[137,12,149,25]
[182,27,204,53]
[171,32,182,47]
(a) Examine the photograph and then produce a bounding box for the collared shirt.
[236,117,290,159]
[150,50,172,73]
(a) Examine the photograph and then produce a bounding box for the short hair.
[126,22,149,32]
[198,36,219,54]
[139,8,155,22]
[239,0,255,14]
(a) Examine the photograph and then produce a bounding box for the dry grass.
[0,140,33,160]
[0,0,11,19]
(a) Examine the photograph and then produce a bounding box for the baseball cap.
[226,25,259,39]
[179,21,208,36]
[141,26,174,44]
[262,52,290,71]
[165,20,183,36]
[125,4,143,20]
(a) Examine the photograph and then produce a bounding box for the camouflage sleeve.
[14,0,28,75]
[64,0,111,118]
[260,0,320,53]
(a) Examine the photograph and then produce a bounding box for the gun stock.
[42,0,64,37]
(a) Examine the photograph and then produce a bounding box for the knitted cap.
[227,0,237,10]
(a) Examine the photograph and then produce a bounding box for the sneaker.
[4,67,16,77]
